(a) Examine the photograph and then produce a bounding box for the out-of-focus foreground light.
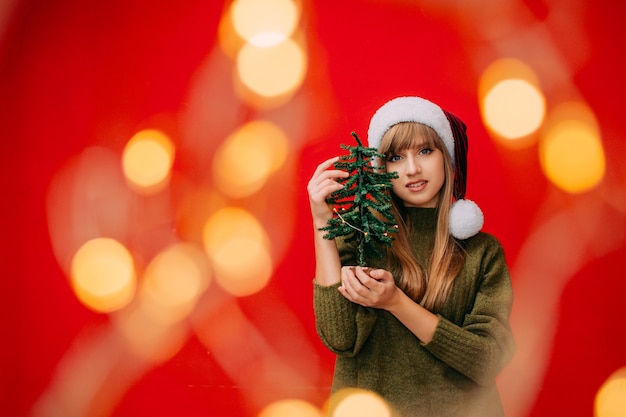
[47,146,134,275]
[236,38,306,98]
[258,399,323,417]
[217,0,307,109]
[203,207,272,296]
[539,101,605,194]
[218,5,245,59]
[122,129,175,194]
[113,245,208,364]
[213,120,289,198]
[595,367,626,417]
[479,58,546,145]
[141,243,211,324]
[115,302,189,364]
[231,0,299,47]
[70,238,136,313]
[329,388,392,417]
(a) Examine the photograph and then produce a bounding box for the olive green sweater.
[313,208,515,417]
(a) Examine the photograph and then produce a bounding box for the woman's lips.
[406,180,427,191]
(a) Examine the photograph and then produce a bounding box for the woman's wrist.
[385,286,407,312]
[312,214,333,230]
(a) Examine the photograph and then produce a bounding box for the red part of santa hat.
[366,96,484,239]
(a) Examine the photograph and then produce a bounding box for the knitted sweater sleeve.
[313,234,378,357]
[313,282,377,356]
[423,234,516,386]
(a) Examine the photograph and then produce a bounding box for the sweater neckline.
[404,207,438,233]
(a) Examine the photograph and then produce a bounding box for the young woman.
[308,97,515,417]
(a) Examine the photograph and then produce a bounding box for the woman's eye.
[388,155,401,162]
[419,148,433,155]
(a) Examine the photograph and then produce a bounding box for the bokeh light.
[231,0,299,47]
[479,58,546,145]
[46,146,134,275]
[115,303,189,364]
[236,38,306,98]
[213,120,289,198]
[258,399,323,417]
[70,238,136,313]
[203,207,272,296]
[329,388,392,417]
[539,101,605,193]
[122,129,175,194]
[595,367,626,417]
[15,1,626,417]
[218,5,246,59]
[141,243,211,324]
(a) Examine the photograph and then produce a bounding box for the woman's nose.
[406,157,420,175]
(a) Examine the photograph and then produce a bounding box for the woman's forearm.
[313,224,342,286]
[386,290,439,344]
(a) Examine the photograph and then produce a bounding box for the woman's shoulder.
[462,231,506,256]
[460,231,512,284]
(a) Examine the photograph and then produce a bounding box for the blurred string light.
[191,292,322,411]
[479,58,546,147]
[202,207,272,296]
[47,146,135,276]
[257,399,323,417]
[114,300,190,364]
[111,243,210,363]
[43,0,313,413]
[479,58,606,194]
[539,101,605,194]
[48,0,304,334]
[213,120,289,198]
[236,38,306,97]
[122,128,175,194]
[140,243,211,324]
[70,237,136,313]
[231,0,298,47]
[219,0,307,109]
[328,388,392,417]
[595,367,626,417]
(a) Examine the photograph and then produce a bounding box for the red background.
[2,0,625,416]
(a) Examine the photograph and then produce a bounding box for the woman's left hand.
[338,266,400,310]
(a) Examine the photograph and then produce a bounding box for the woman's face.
[386,138,445,208]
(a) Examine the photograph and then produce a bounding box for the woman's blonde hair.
[378,122,465,312]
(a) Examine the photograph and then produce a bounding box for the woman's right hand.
[307,156,349,227]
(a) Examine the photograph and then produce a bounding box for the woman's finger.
[308,170,348,195]
[312,156,340,177]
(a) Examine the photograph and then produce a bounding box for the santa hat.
[367,96,484,240]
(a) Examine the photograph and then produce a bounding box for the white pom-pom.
[449,199,484,240]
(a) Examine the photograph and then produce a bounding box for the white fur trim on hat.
[449,199,484,240]
[367,96,455,161]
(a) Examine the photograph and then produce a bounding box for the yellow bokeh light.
[141,243,211,324]
[258,399,322,417]
[203,207,272,297]
[218,5,245,59]
[231,0,299,47]
[483,79,545,139]
[595,367,626,417]
[122,129,175,193]
[236,37,306,98]
[114,304,188,364]
[539,102,605,194]
[479,58,546,144]
[213,120,289,198]
[329,388,392,417]
[70,238,136,313]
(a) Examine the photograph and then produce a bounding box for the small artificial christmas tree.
[319,132,399,266]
